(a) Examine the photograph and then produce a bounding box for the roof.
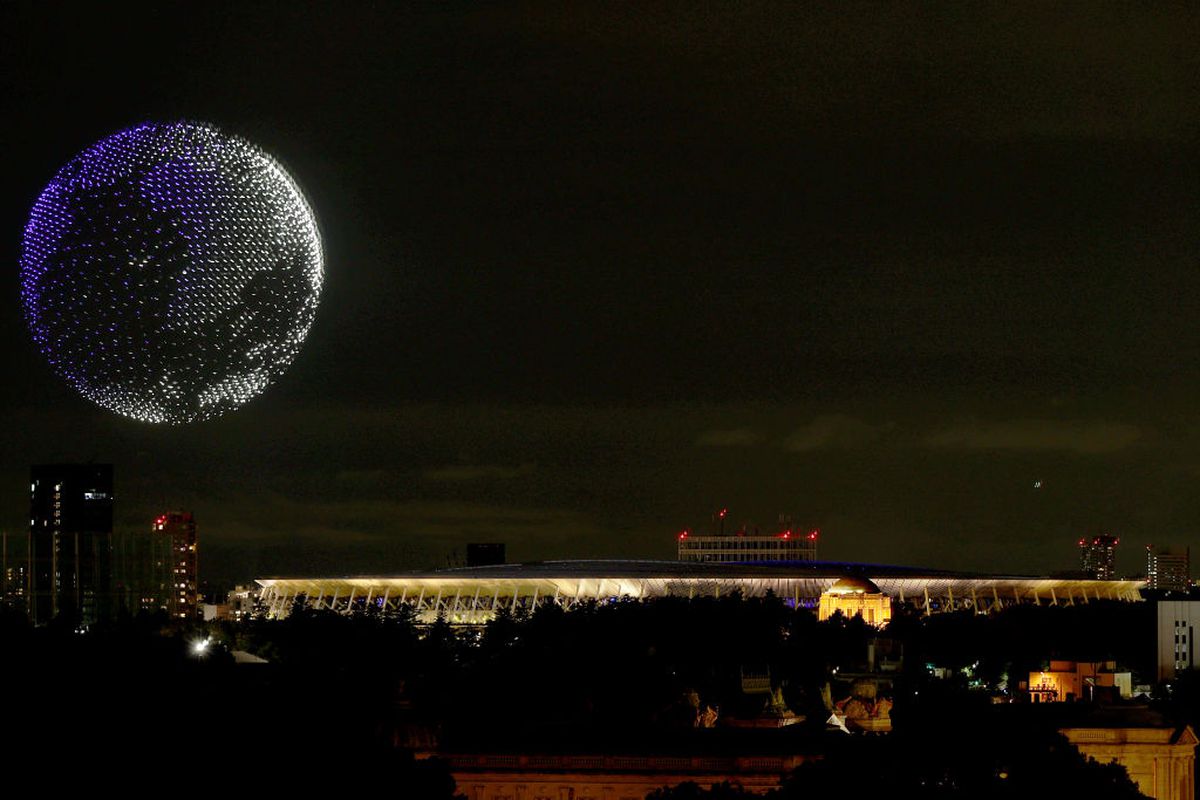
[826,576,883,595]
[260,558,1044,582]
[257,559,1145,606]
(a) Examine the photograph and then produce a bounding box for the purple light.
[20,121,323,424]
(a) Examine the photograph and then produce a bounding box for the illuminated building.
[1026,660,1132,703]
[817,576,892,627]
[1061,722,1197,800]
[256,560,1143,625]
[677,528,818,563]
[1080,534,1119,579]
[1156,600,1200,681]
[226,584,261,621]
[155,512,198,620]
[1147,547,1190,593]
[28,464,113,627]
[677,513,819,563]
[3,565,26,607]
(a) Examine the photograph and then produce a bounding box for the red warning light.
[780,530,791,539]
[678,530,689,541]
[718,508,728,519]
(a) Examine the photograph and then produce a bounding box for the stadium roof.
[256,559,1145,622]
[260,558,1054,582]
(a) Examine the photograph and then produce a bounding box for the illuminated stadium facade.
[256,560,1145,625]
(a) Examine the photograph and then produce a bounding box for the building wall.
[1061,726,1197,800]
[1157,601,1200,681]
[452,772,778,800]
[445,755,808,800]
[1028,661,1132,702]
[678,535,817,563]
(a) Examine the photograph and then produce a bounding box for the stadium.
[256,559,1145,625]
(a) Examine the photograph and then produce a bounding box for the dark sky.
[2,2,1198,586]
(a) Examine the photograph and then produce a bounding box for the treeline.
[650,717,1147,800]
[0,594,1162,796]
[223,592,1156,735]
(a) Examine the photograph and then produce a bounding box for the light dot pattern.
[19,121,323,423]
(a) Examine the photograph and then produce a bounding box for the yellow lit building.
[1028,660,1132,703]
[1062,724,1196,800]
[818,576,892,627]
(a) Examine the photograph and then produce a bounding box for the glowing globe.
[19,121,323,424]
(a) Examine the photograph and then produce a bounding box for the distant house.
[1026,660,1132,703]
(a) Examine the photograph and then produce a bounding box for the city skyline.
[2,3,1199,586]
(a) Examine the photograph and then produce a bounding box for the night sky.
[2,2,1198,586]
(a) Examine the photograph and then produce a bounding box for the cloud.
[695,428,763,447]
[924,419,1141,454]
[784,415,886,451]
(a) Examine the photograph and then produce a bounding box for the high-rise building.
[3,565,26,608]
[112,527,174,616]
[155,512,198,620]
[1147,547,1190,593]
[28,464,114,627]
[1079,534,1119,580]
[1,530,24,609]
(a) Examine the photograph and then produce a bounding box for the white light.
[20,121,324,424]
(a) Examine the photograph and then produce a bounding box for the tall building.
[1079,534,1119,579]
[112,527,174,615]
[1,530,24,608]
[156,512,198,620]
[3,565,26,608]
[1147,546,1190,593]
[28,464,114,627]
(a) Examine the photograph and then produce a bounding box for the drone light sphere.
[19,121,323,424]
